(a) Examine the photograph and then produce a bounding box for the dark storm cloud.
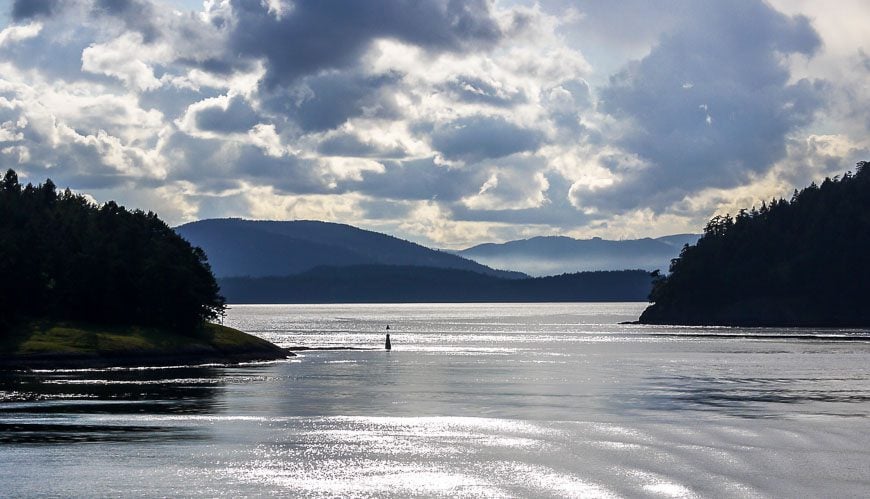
[229,0,501,88]
[429,115,544,163]
[270,72,402,132]
[163,134,329,195]
[352,157,478,202]
[91,0,159,42]
[11,0,59,20]
[595,0,825,211]
[194,96,260,134]
[317,134,406,159]
[139,86,222,121]
[234,146,330,194]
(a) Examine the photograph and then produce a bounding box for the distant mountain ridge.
[454,234,700,276]
[175,218,525,279]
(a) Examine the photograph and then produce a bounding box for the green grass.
[0,321,281,358]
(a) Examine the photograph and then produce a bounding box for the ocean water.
[1,303,869,497]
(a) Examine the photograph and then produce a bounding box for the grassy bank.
[0,321,291,369]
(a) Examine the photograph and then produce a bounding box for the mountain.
[455,234,700,276]
[219,266,653,304]
[640,161,870,327]
[175,218,525,279]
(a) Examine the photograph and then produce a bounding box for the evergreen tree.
[640,161,870,327]
[0,170,225,335]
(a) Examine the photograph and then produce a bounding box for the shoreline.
[0,348,294,370]
[0,322,292,370]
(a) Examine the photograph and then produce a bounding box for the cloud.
[91,0,160,42]
[441,74,527,107]
[229,0,502,88]
[317,132,406,159]
[353,157,477,202]
[429,115,544,163]
[0,0,867,247]
[861,49,870,72]
[593,0,827,212]
[187,94,260,135]
[0,22,42,47]
[275,71,403,132]
[451,172,587,226]
[11,0,59,20]
[81,33,166,91]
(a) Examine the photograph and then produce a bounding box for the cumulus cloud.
[592,0,827,212]
[91,0,160,42]
[0,0,867,247]
[354,157,477,202]
[229,0,502,88]
[0,22,42,46]
[81,33,165,91]
[276,71,403,132]
[176,94,260,136]
[429,115,544,163]
[441,74,527,107]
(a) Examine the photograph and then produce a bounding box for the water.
[1,303,869,497]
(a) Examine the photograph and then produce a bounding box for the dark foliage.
[0,169,225,334]
[640,161,870,326]
[218,266,653,303]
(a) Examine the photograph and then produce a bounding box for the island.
[0,169,290,369]
[218,266,653,303]
[639,161,870,327]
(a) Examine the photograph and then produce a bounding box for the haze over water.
[1,303,869,497]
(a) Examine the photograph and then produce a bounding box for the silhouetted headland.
[0,169,288,368]
[639,161,870,327]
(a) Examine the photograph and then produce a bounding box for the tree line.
[0,169,225,335]
[218,265,652,303]
[640,161,870,326]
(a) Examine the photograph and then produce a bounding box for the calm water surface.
[1,303,869,497]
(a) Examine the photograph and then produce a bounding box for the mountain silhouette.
[175,218,526,279]
[455,234,700,276]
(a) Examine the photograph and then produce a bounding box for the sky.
[0,0,868,248]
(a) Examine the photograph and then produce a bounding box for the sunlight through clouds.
[0,0,866,246]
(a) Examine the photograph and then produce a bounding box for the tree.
[0,170,225,335]
[640,161,870,327]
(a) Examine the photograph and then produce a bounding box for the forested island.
[219,266,653,303]
[640,161,870,327]
[0,169,288,368]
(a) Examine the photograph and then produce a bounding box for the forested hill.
[639,161,870,327]
[218,266,653,304]
[0,169,224,334]
[456,234,699,276]
[175,218,525,279]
